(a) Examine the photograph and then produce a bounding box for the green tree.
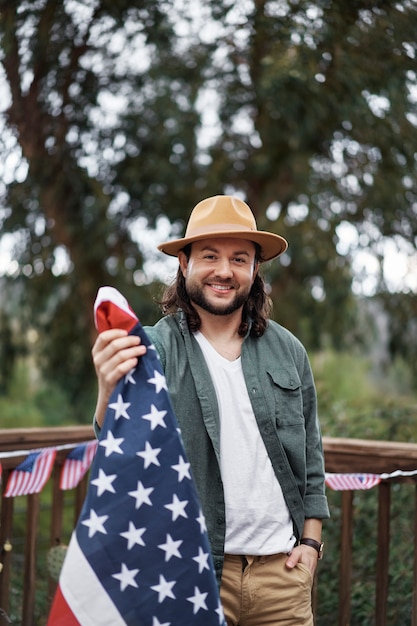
[0,0,416,411]
[0,0,212,410]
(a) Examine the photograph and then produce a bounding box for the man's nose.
[214,258,233,277]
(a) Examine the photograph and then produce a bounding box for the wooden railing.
[0,426,94,625]
[323,437,417,626]
[0,428,417,625]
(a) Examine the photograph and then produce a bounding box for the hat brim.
[157,230,288,262]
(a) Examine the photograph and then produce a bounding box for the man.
[92,195,330,626]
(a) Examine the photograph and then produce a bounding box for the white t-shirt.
[194,331,295,555]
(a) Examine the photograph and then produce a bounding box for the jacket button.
[217,517,225,525]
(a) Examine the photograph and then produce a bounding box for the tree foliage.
[0,0,416,408]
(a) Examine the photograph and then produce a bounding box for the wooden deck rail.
[0,428,416,625]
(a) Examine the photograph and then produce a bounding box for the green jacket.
[145,312,330,582]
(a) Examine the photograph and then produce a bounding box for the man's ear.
[178,251,188,277]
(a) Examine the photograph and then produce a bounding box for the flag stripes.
[4,449,57,497]
[60,441,98,491]
[325,473,381,491]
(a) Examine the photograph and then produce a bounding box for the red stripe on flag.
[4,449,56,497]
[325,473,381,491]
[48,584,80,625]
[60,441,98,491]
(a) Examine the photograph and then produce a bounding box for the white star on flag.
[99,431,124,457]
[128,480,154,509]
[158,534,183,562]
[143,404,168,430]
[108,393,131,420]
[164,494,188,521]
[197,510,208,533]
[125,368,136,385]
[90,468,117,496]
[171,456,191,482]
[112,563,139,591]
[151,575,176,602]
[147,370,168,393]
[120,521,146,550]
[137,441,161,468]
[81,509,108,538]
[192,546,210,573]
[152,618,171,626]
[216,602,226,624]
[187,587,208,614]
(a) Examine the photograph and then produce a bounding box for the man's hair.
[158,244,272,337]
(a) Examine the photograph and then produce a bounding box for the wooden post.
[48,462,65,601]
[0,472,14,615]
[339,490,354,626]
[375,482,391,626]
[412,484,417,626]
[22,494,40,626]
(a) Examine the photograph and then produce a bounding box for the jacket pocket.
[267,368,304,426]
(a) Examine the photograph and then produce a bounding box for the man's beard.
[186,281,249,316]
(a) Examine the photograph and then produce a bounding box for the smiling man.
[92,195,329,626]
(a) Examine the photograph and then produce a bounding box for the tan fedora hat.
[158,195,288,262]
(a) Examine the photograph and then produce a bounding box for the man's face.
[178,237,259,316]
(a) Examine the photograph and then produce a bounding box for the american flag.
[4,449,56,497]
[60,441,98,491]
[325,473,381,491]
[48,287,225,626]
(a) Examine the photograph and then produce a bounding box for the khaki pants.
[220,553,314,626]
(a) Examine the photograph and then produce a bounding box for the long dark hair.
[158,244,272,337]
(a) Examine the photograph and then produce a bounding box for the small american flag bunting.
[325,473,381,491]
[4,449,56,497]
[60,441,98,491]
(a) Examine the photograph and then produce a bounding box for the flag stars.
[147,370,168,393]
[216,601,226,624]
[142,404,167,431]
[152,618,170,626]
[192,546,210,573]
[120,521,146,550]
[128,480,154,509]
[171,455,191,482]
[196,509,208,533]
[112,562,139,592]
[99,431,124,457]
[158,533,183,562]
[187,586,209,614]
[108,393,131,420]
[137,441,161,468]
[81,509,108,538]
[151,575,176,602]
[124,368,136,385]
[164,494,188,521]
[91,468,117,496]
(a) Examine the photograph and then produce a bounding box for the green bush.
[312,350,417,442]
[311,350,417,624]
[0,360,90,427]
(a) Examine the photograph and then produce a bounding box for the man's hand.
[92,329,147,427]
[285,544,319,578]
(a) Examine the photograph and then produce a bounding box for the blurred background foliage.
[0,3,417,623]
